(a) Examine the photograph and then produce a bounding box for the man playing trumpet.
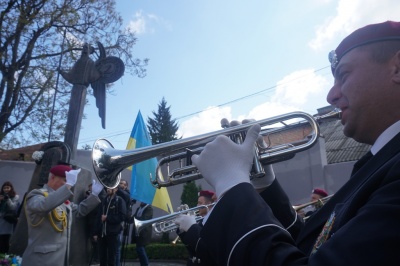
[175,190,216,265]
[185,21,400,265]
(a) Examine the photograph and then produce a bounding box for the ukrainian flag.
[127,111,173,213]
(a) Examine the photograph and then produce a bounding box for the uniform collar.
[371,120,400,155]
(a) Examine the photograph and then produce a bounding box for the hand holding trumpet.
[223,117,277,192]
[191,124,261,198]
[174,214,196,232]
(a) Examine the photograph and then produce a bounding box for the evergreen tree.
[181,182,202,208]
[147,97,179,144]
[147,97,179,243]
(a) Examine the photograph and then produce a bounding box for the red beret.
[198,190,215,199]
[312,188,328,198]
[329,21,400,74]
[50,165,72,178]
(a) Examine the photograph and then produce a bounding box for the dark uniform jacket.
[178,221,203,265]
[95,195,126,236]
[196,132,400,265]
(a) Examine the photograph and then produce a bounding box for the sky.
[77,0,400,150]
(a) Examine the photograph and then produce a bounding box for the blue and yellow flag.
[127,111,173,213]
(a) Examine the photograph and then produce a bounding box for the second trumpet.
[134,203,215,236]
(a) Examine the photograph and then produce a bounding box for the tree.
[0,0,148,148]
[147,97,179,145]
[181,182,202,208]
[147,97,179,243]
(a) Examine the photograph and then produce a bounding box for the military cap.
[50,165,72,178]
[198,190,215,199]
[329,21,400,74]
[312,188,328,198]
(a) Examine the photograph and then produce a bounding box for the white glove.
[251,164,275,190]
[92,179,104,196]
[66,168,81,186]
[174,214,196,232]
[243,119,275,189]
[191,124,261,198]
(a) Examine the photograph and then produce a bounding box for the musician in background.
[190,21,400,265]
[197,190,215,218]
[115,178,132,266]
[304,188,329,218]
[94,187,126,266]
[175,190,216,265]
[85,182,106,265]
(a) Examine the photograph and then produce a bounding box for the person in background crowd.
[186,20,400,265]
[115,178,133,266]
[86,182,106,265]
[132,201,153,266]
[22,165,103,266]
[0,181,19,253]
[94,186,126,266]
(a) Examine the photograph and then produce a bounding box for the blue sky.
[78,0,399,150]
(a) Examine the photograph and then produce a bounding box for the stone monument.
[59,41,125,160]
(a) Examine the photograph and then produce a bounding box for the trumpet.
[134,203,215,236]
[293,194,334,212]
[92,109,341,188]
[171,236,181,245]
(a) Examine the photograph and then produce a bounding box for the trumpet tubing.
[92,109,341,189]
[134,203,215,236]
[293,194,334,212]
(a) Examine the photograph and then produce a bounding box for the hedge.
[122,243,189,260]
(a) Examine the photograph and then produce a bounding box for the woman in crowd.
[0,181,20,253]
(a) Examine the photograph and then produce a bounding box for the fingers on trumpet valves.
[177,204,189,211]
[241,118,256,124]
[256,135,269,149]
[174,214,197,232]
[229,120,241,127]
[220,118,230,129]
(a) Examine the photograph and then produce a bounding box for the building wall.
[0,161,36,198]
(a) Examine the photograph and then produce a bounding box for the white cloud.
[127,11,147,34]
[178,69,331,138]
[126,11,171,35]
[309,0,400,51]
[272,69,329,105]
[177,106,232,138]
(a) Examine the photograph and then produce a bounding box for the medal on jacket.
[311,211,336,255]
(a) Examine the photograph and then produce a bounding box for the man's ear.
[391,51,400,84]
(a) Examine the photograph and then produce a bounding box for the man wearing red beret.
[173,190,216,265]
[301,188,330,218]
[189,20,400,265]
[22,164,104,266]
[197,190,215,218]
